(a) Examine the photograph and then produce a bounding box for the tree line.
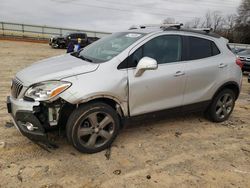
[163,0,250,44]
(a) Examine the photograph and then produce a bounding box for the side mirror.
[134,57,158,77]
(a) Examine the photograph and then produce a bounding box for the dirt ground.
[0,40,250,188]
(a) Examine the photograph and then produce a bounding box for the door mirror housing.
[134,57,158,77]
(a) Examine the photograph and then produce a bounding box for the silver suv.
[7,24,243,153]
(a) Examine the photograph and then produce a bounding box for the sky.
[0,0,242,32]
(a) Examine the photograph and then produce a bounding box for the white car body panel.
[9,28,242,119]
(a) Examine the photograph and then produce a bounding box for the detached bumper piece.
[7,97,58,151]
[15,111,46,141]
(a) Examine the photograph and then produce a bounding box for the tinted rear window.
[188,37,211,60]
[187,36,220,60]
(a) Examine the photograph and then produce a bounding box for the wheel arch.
[212,81,240,100]
[78,95,127,119]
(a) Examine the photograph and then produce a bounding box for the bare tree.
[185,17,201,28]
[199,10,224,31]
[216,14,236,42]
[162,17,176,24]
[237,0,250,26]
[182,5,248,43]
[201,11,213,28]
[212,11,223,31]
[224,14,236,30]
[235,0,250,43]
[193,18,201,28]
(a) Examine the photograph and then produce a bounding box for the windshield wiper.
[79,55,93,62]
[71,52,93,62]
[70,51,80,57]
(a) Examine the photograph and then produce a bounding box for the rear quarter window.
[211,42,220,56]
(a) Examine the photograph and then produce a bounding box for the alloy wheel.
[77,112,115,148]
[215,93,234,119]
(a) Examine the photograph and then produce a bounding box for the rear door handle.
[218,63,228,68]
[174,71,185,77]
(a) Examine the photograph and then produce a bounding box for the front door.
[128,35,186,116]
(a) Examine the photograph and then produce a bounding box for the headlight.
[25,81,71,101]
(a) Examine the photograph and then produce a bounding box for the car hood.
[16,54,99,86]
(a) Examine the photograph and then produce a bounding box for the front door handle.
[174,71,185,77]
[218,63,228,68]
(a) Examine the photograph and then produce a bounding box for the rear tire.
[66,102,120,154]
[206,89,236,122]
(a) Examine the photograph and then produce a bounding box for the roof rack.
[160,23,184,30]
[192,28,213,33]
[129,23,184,30]
[128,24,162,30]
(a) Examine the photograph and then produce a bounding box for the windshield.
[78,32,145,63]
[63,32,71,37]
[238,49,250,55]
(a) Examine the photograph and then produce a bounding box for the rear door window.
[187,36,212,60]
[186,36,220,60]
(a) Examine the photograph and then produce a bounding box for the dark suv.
[49,32,88,49]
[237,49,250,72]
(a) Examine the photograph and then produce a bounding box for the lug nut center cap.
[94,128,99,133]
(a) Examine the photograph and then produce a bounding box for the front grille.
[11,78,23,98]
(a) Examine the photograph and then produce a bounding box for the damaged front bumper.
[7,96,51,143]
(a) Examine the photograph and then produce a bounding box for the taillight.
[236,58,243,69]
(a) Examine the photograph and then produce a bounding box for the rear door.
[127,34,186,116]
[182,36,226,105]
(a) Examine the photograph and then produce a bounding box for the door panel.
[128,63,186,116]
[182,36,227,105]
[182,57,225,105]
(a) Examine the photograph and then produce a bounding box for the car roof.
[66,32,86,35]
[128,27,221,39]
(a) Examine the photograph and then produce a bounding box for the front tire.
[66,102,120,153]
[207,89,236,122]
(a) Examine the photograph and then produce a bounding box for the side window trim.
[182,36,189,61]
[211,41,221,56]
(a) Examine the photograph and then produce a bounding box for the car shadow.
[123,111,205,130]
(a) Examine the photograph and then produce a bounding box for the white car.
[7,24,243,153]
